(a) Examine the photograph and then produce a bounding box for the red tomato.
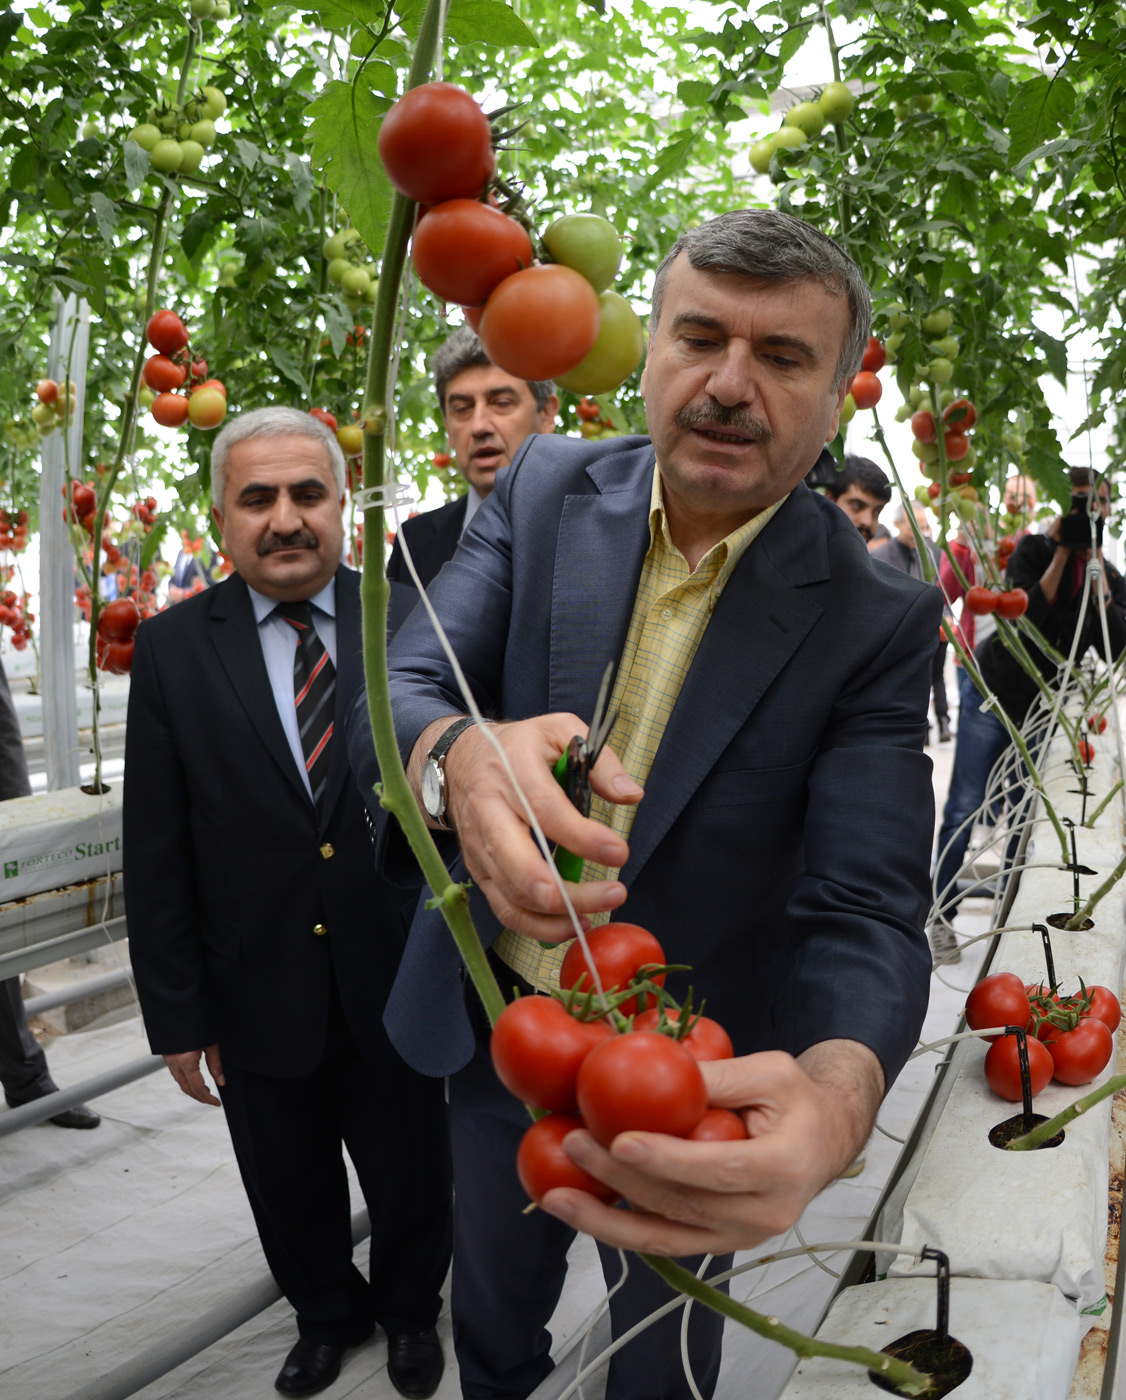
[927,482,941,499]
[632,1008,734,1062]
[861,337,886,372]
[146,309,190,356]
[965,972,1031,1044]
[464,305,484,333]
[490,996,614,1112]
[1088,713,1108,734]
[964,586,998,616]
[480,265,601,381]
[943,430,970,462]
[378,83,495,205]
[942,397,976,431]
[432,451,452,468]
[516,1113,619,1206]
[97,596,141,641]
[412,200,534,307]
[910,410,936,443]
[96,637,135,675]
[196,378,227,397]
[848,371,882,410]
[688,1108,748,1142]
[1084,986,1121,1033]
[309,408,338,433]
[559,923,666,1016]
[71,482,96,518]
[576,1032,707,1145]
[151,392,189,427]
[984,1032,1053,1101]
[37,378,59,404]
[576,398,602,422]
[1045,1018,1114,1085]
[1078,738,1095,766]
[995,588,1028,620]
[143,355,187,392]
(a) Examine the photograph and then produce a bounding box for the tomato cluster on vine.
[143,310,227,431]
[963,585,1028,619]
[966,971,1120,1099]
[0,590,33,649]
[489,923,745,1206]
[0,510,29,554]
[31,378,78,439]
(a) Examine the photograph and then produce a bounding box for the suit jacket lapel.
[208,575,310,805]
[548,447,654,718]
[621,486,829,882]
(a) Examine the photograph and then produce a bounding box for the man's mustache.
[258,529,319,556]
[674,403,773,442]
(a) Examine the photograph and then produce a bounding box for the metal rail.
[23,965,134,1017]
[0,1054,161,1139]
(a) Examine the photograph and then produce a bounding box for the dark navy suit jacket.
[350,436,939,1086]
[386,495,469,593]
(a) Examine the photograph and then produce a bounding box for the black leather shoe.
[275,1339,345,1396]
[49,1102,101,1129]
[387,1328,444,1399]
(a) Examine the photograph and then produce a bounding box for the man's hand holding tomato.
[538,1040,884,1257]
[408,713,644,942]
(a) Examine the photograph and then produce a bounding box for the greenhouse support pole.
[37,293,89,791]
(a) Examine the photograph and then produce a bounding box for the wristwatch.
[421,716,476,829]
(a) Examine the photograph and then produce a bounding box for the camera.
[1058,492,1104,551]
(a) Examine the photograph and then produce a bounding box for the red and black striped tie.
[276,601,335,811]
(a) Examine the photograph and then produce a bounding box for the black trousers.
[0,977,55,1105]
[931,640,950,723]
[449,969,731,1400]
[220,990,453,1348]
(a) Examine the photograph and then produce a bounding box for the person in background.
[822,453,893,543]
[386,328,558,592]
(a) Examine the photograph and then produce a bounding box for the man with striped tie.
[124,407,451,1398]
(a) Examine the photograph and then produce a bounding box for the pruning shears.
[551,660,619,883]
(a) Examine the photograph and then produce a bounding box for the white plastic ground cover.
[776,1277,1085,1399]
[877,716,1126,1314]
[0,783,122,901]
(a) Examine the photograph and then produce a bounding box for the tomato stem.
[641,1256,933,1395]
[1006,1071,1126,1151]
[1065,847,1126,930]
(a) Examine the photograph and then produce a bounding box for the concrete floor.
[0,689,991,1400]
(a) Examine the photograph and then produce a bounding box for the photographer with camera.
[975,467,1126,727]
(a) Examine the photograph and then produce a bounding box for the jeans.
[933,668,1011,916]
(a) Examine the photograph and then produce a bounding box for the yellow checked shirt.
[493,469,787,992]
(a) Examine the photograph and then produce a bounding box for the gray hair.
[649,210,872,388]
[210,406,346,508]
[431,326,556,414]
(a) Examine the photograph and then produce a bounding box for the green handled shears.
[551,660,619,883]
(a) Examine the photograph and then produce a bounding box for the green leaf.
[639,129,697,196]
[1007,74,1076,169]
[88,192,117,244]
[140,517,169,570]
[180,207,214,261]
[306,73,393,258]
[269,343,310,397]
[324,300,353,358]
[0,7,21,55]
[233,138,261,172]
[1033,325,1069,385]
[677,80,712,107]
[284,150,314,215]
[124,140,150,192]
[312,0,387,31]
[446,0,538,47]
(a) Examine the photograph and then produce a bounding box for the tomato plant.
[965,973,1031,1044]
[479,265,601,381]
[984,1032,1053,1101]
[516,1113,620,1206]
[412,200,534,307]
[378,82,495,205]
[632,1007,734,1062]
[490,996,614,1112]
[559,923,667,1016]
[1044,1018,1113,1085]
[576,1032,707,1145]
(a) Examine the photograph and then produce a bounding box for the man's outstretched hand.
[164,1044,225,1106]
[538,1041,883,1257]
[410,713,644,943]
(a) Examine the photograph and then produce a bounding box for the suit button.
[313,923,328,937]
[319,843,335,859]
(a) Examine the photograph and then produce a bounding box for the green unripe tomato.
[341,265,372,295]
[323,233,349,261]
[79,120,99,141]
[959,444,977,471]
[919,462,941,480]
[749,139,775,175]
[922,307,953,335]
[928,356,954,383]
[213,0,230,16]
[342,293,365,312]
[888,306,912,332]
[190,119,217,147]
[554,291,645,395]
[771,126,808,156]
[912,438,939,463]
[363,278,379,304]
[939,388,956,408]
[931,335,959,359]
[177,139,206,174]
[915,93,935,111]
[150,138,185,173]
[129,124,162,151]
[914,485,931,504]
[885,330,905,361]
[178,122,194,140]
[784,102,825,138]
[894,402,913,423]
[838,393,857,425]
[139,386,156,408]
[817,81,854,123]
[327,257,351,286]
[190,0,214,16]
[32,402,56,426]
[542,214,623,295]
[156,106,182,132]
[200,86,227,119]
[893,102,911,121]
[908,384,925,408]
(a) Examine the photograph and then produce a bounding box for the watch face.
[421,760,444,818]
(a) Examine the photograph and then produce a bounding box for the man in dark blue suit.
[352,211,938,1400]
[386,327,557,592]
[124,408,451,1399]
